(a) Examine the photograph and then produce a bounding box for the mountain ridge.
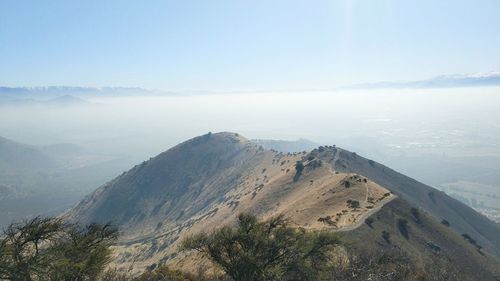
[3,71,500,99]
[64,132,500,277]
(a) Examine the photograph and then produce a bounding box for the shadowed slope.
[66,132,267,237]
[346,198,500,281]
[327,147,500,258]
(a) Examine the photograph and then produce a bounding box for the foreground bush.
[134,265,190,281]
[180,213,341,281]
[0,215,470,281]
[0,217,117,281]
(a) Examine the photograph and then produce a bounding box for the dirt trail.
[326,166,395,232]
[337,195,395,233]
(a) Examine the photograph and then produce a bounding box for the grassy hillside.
[346,198,500,280]
[64,132,500,278]
[326,147,500,258]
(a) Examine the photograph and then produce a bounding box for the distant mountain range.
[1,72,499,99]
[343,71,500,90]
[0,94,93,107]
[0,86,169,101]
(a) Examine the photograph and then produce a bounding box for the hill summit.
[66,132,500,279]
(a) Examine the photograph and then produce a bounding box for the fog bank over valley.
[1,86,499,223]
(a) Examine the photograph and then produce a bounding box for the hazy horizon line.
[1,71,500,95]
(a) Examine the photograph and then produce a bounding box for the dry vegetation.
[108,138,394,273]
[57,133,500,280]
[1,214,474,281]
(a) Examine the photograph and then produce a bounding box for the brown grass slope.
[326,147,500,258]
[65,132,500,276]
[101,137,394,271]
[346,198,500,281]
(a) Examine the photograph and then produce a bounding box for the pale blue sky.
[1,0,499,90]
